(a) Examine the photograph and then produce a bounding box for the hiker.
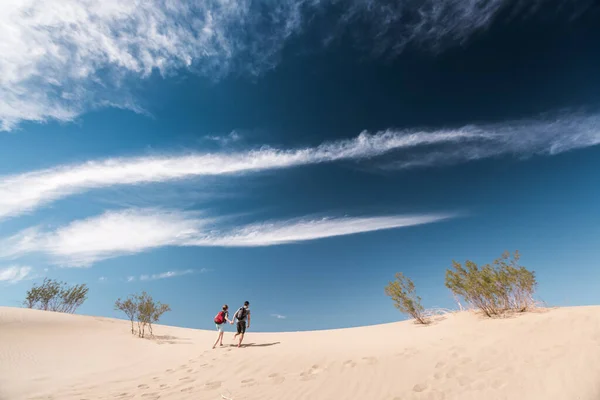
[213,304,234,349]
[233,301,251,348]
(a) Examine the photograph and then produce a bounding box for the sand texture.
[1,306,600,400]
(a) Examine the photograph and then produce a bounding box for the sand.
[1,306,600,400]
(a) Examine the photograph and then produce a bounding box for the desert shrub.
[385,272,428,324]
[24,278,88,313]
[114,296,137,334]
[115,291,171,338]
[445,251,536,317]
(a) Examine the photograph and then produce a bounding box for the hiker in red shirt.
[213,304,234,349]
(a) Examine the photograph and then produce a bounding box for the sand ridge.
[1,306,600,399]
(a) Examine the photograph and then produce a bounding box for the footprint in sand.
[179,376,195,383]
[300,365,323,381]
[204,381,222,390]
[473,380,487,390]
[435,361,446,369]
[241,378,257,387]
[187,368,194,373]
[343,360,357,368]
[181,387,194,393]
[445,370,458,379]
[413,383,428,393]
[137,384,150,389]
[362,356,378,365]
[141,393,160,399]
[268,373,286,385]
[457,375,471,386]
[398,348,419,358]
[165,369,174,374]
[491,379,507,389]
[159,384,169,390]
[459,357,472,365]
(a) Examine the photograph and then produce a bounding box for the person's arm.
[247,313,251,329]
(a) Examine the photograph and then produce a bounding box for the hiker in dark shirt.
[213,304,234,349]
[233,301,251,348]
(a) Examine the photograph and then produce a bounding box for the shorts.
[236,320,246,335]
[216,323,225,332]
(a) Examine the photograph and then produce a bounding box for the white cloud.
[189,214,454,247]
[126,276,136,282]
[139,269,194,281]
[2,112,599,220]
[205,131,243,146]
[2,0,589,130]
[98,276,107,282]
[0,208,452,267]
[271,314,286,319]
[0,208,207,266]
[0,265,32,283]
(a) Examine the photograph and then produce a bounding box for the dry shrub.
[385,272,429,324]
[115,291,171,338]
[24,278,88,314]
[445,250,536,317]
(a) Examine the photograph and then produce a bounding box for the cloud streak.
[0,265,32,283]
[140,269,195,281]
[1,112,600,221]
[2,0,590,130]
[0,208,452,267]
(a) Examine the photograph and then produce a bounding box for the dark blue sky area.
[1,1,600,331]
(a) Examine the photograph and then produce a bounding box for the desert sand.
[1,306,600,400]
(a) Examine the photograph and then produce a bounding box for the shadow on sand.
[150,335,194,345]
[231,342,281,348]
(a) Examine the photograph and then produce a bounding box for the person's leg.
[237,321,246,347]
[234,321,242,341]
[219,331,224,346]
[213,325,223,349]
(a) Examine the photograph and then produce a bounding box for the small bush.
[445,251,536,317]
[114,296,137,335]
[385,272,428,324]
[115,291,171,338]
[24,278,88,313]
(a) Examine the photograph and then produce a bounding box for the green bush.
[24,278,88,314]
[385,272,428,324]
[445,251,536,317]
[115,291,171,338]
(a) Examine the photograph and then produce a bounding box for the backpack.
[214,311,225,325]
[235,307,247,321]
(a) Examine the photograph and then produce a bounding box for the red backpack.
[214,311,225,325]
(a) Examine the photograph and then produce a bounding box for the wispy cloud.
[187,214,454,247]
[0,209,207,266]
[0,265,32,283]
[140,269,194,281]
[2,112,599,221]
[204,131,243,146]
[2,0,590,130]
[271,314,287,319]
[0,208,452,267]
[98,276,107,282]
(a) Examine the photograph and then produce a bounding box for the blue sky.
[1,0,600,331]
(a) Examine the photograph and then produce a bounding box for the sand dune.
[1,306,600,400]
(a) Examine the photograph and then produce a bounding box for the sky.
[1,0,600,332]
